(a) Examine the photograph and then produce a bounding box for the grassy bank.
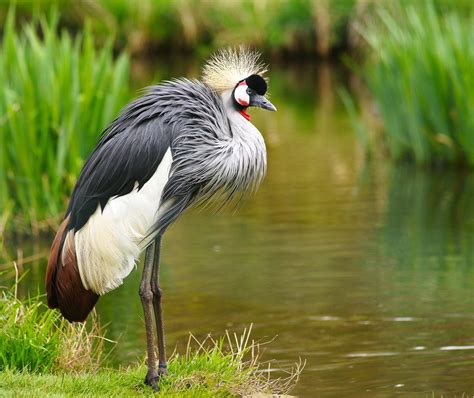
[358,2,474,166]
[0,275,301,396]
[1,344,299,397]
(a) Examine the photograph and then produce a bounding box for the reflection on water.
[3,61,474,397]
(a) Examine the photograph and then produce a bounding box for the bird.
[45,47,276,390]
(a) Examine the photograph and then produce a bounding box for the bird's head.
[232,74,276,121]
[202,47,276,121]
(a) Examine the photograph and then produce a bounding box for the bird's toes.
[144,372,160,392]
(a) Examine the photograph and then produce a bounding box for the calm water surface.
[4,62,474,397]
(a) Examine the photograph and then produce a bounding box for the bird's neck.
[221,90,258,138]
[195,89,265,192]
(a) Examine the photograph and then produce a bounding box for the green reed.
[0,10,130,231]
[361,2,474,166]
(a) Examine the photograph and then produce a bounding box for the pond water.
[3,61,474,397]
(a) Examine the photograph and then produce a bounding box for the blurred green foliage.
[95,0,356,56]
[1,0,474,233]
[1,0,473,58]
[359,2,474,166]
[0,10,130,232]
[0,0,360,56]
[1,0,472,58]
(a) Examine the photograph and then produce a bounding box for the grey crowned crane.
[46,47,276,390]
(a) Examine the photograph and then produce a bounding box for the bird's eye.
[246,88,251,95]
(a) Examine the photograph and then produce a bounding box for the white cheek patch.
[234,83,250,106]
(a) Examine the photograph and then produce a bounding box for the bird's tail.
[45,215,99,322]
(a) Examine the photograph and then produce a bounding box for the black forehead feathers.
[245,74,267,95]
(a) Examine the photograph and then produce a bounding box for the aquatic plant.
[360,2,474,166]
[0,10,130,232]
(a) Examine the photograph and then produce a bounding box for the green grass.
[359,2,474,166]
[0,269,105,374]
[0,9,130,232]
[0,326,301,398]
[0,354,297,397]
[0,341,300,397]
[0,273,302,396]
[0,291,61,373]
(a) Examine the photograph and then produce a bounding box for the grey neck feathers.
[145,80,268,238]
[193,89,267,207]
[217,89,267,198]
[164,87,267,209]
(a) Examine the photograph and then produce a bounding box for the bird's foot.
[144,370,160,392]
[144,366,168,392]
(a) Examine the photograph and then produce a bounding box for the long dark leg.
[151,235,168,376]
[139,241,159,391]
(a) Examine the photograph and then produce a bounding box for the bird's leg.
[151,235,168,377]
[139,241,159,391]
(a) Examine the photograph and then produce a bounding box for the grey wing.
[66,116,174,233]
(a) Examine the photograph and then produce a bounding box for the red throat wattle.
[239,108,251,121]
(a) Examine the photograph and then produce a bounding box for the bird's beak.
[249,94,277,112]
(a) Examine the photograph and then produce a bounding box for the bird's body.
[46,48,275,390]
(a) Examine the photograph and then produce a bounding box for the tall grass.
[0,10,130,232]
[0,288,60,372]
[360,3,474,166]
[0,266,107,373]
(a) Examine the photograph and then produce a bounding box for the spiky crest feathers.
[201,47,268,93]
